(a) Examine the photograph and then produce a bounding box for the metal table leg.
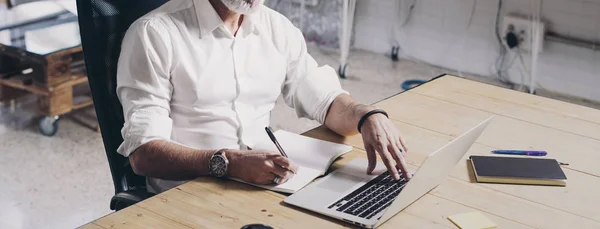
[338,0,356,79]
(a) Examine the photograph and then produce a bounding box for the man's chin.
[222,0,264,14]
[244,0,264,7]
[241,0,265,14]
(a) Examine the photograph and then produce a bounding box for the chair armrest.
[110,189,155,211]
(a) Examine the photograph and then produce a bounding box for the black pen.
[265,126,289,158]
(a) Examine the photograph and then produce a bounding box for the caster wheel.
[525,87,537,95]
[391,46,399,61]
[39,116,59,136]
[522,86,537,95]
[338,64,348,79]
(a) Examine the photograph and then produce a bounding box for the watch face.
[210,154,227,177]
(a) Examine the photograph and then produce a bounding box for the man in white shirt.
[117,0,412,193]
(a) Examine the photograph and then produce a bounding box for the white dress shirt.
[117,0,347,193]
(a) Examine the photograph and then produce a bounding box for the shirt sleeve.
[280,22,349,124]
[116,19,174,157]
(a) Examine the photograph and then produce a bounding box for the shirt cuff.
[313,89,349,124]
[294,65,349,124]
[117,109,173,157]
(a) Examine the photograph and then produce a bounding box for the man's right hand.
[227,150,299,185]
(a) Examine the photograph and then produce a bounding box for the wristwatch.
[209,149,229,178]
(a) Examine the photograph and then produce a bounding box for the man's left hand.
[360,113,411,180]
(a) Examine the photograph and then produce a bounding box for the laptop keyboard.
[327,171,408,219]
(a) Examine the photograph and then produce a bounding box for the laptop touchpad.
[317,173,364,193]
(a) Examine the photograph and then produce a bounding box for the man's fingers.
[272,156,298,174]
[388,143,410,180]
[390,137,411,179]
[397,142,407,158]
[255,172,277,185]
[268,173,279,184]
[377,145,400,180]
[270,163,293,179]
[393,138,407,159]
[388,142,403,163]
[278,174,290,184]
[395,154,412,180]
[365,145,377,174]
[398,135,408,156]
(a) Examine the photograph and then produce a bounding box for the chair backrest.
[76,0,167,194]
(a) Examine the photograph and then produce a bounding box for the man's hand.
[360,114,411,180]
[227,150,299,185]
[323,94,410,180]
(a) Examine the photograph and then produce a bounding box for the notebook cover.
[469,156,567,180]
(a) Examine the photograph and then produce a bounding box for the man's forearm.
[129,140,216,180]
[324,94,374,136]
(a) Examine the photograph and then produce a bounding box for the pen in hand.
[265,127,297,174]
[265,126,289,158]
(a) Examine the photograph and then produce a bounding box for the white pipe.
[348,0,356,47]
[529,0,541,94]
[340,0,349,66]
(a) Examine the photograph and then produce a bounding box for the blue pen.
[492,150,547,156]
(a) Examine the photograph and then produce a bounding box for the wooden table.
[79,75,600,229]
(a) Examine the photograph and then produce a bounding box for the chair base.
[110,189,155,211]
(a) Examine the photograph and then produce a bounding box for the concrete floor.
[1,42,599,229]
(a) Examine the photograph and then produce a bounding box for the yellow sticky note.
[447,211,497,229]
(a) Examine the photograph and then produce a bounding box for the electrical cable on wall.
[392,0,417,60]
[466,0,476,29]
[456,0,477,78]
[394,0,442,90]
[493,0,515,88]
[517,48,529,92]
[493,0,506,74]
[400,0,417,28]
[393,0,435,70]
[498,22,526,92]
[396,0,477,89]
[393,0,416,48]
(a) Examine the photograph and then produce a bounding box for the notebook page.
[251,130,352,173]
[232,166,322,193]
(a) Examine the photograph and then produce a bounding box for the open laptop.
[285,116,493,228]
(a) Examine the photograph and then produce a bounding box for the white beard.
[220,0,265,14]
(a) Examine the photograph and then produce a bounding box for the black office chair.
[76,0,168,211]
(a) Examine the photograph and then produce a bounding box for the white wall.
[353,0,600,101]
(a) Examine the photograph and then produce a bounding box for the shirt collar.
[241,12,260,36]
[194,0,222,38]
[193,0,260,38]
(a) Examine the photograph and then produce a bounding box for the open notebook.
[235,130,353,193]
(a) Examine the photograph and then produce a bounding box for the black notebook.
[469,156,567,186]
